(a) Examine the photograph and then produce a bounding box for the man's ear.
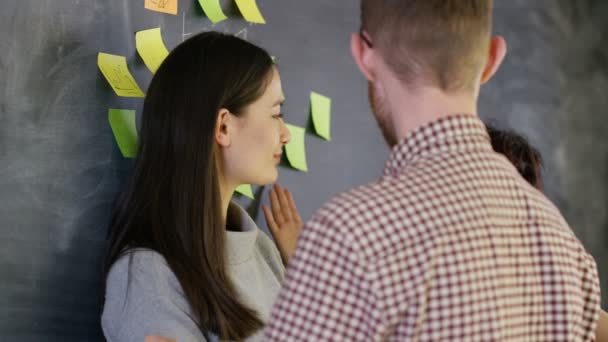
[215,108,232,147]
[351,33,376,81]
[480,36,507,84]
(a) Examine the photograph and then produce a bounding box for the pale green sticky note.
[135,28,170,73]
[97,53,145,97]
[198,0,228,23]
[235,184,254,199]
[284,124,308,172]
[235,0,266,24]
[108,109,138,158]
[310,91,332,141]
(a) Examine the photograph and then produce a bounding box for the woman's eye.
[273,113,284,119]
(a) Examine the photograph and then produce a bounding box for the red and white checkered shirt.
[265,115,600,341]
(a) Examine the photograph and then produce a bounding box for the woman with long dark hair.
[101,31,298,341]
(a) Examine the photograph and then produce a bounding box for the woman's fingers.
[274,184,292,221]
[266,185,302,263]
[268,186,284,224]
[144,336,176,342]
[263,205,279,234]
[285,189,302,224]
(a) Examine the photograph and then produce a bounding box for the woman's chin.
[246,170,278,186]
[262,170,279,184]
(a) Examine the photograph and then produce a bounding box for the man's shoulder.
[315,181,387,217]
[320,173,421,211]
[308,177,416,238]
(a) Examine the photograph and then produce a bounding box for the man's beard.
[368,81,398,147]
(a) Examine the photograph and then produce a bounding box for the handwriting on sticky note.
[108,109,138,158]
[198,0,228,23]
[235,0,266,24]
[97,53,145,98]
[145,0,178,15]
[235,184,255,199]
[310,91,332,141]
[135,28,169,74]
[284,124,308,172]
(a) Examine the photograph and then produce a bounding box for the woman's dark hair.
[487,125,544,190]
[102,31,274,340]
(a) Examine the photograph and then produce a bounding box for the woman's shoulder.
[108,248,174,285]
[103,248,202,341]
[117,248,169,268]
[104,248,190,320]
[105,248,181,305]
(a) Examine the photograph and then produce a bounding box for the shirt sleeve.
[264,208,383,341]
[102,251,207,342]
[579,251,601,341]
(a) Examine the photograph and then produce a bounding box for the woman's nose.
[280,121,292,145]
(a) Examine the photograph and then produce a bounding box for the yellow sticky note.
[108,109,138,158]
[235,184,255,199]
[284,124,308,172]
[198,0,228,23]
[235,0,266,24]
[310,91,332,141]
[135,28,169,74]
[145,0,178,15]
[97,53,145,97]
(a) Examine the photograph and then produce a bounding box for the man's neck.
[386,80,479,143]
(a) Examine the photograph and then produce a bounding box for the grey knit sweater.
[101,203,285,342]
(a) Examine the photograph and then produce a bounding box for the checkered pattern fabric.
[265,115,600,341]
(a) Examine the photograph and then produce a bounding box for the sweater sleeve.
[102,250,208,342]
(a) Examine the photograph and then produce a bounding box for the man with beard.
[264,1,601,341]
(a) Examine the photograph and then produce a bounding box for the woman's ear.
[215,108,232,147]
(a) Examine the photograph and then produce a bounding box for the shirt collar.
[226,202,259,265]
[383,114,491,177]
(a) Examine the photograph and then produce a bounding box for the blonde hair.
[361,0,493,91]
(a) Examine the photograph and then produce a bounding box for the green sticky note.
[135,28,170,73]
[97,53,145,97]
[108,109,138,158]
[310,91,332,141]
[284,124,308,172]
[235,0,266,24]
[235,184,254,199]
[198,0,228,23]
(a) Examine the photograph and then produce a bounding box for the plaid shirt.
[265,115,600,341]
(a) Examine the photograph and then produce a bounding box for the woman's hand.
[263,184,302,264]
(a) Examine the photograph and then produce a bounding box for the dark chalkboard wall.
[1,0,606,340]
